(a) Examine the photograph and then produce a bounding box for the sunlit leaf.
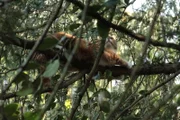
[65,99,72,109]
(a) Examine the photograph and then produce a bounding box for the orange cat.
[32,32,130,88]
[51,32,130,68]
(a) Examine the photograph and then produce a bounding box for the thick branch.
[1,34,180,76]
[1,63,179,100]
[0,34,180,76]
[0,33,35,49]
[98,63,180,77]
[66,59,180,76]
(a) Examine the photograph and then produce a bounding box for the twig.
[0,67,19,75]
[143,85,180,120]
[0,0,15,7]
[2,0,64,96]
[66,0,180,52]
[68,0,93,119]
[68,32,107,119]
[107,1,163,119]
[131,0,163,79]
[38,0,92,119]
[115,69,180,119]
[0,69,88,100]
[1,1,180,51]
[68,0,115,117]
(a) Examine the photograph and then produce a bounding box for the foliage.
[0,0,180,120]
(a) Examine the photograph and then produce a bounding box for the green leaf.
[104,70,113,81]
[98,112,105,120]
[97,89,111,113]
[123,115,140,120]
[88,83,96,92]
[124,0,130,4]
[92,112,100,120]
[89,5,103,12]
[104,0,119,8]
[27,105,34,110]
[81,116,88,120]
[52,75,60,81]
[97,20,110,39]
[5,114,19,120]
[72,6,79,13]
[42,60,60,77]
[47,102,56,110]
[78,12,93,23]
[14,72,29,84]
[38,37,58,50]
[56,115,64,120]
[99,89,111,99]
[17,88,33,96]
[25,62,40,70]
[176,96,180,105]
[4,103,19,115]
[83,104,89,110]
[69,23,81,31]
[99,101,110,113]
[24,111,40,120]
[139,90,148,95]
[17,80,33,96]
[76,85,84,93]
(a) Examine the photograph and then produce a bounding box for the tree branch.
[0,69,88,100]
[99,63,180,77]
[115,69,180,119]
[66,0,180,51]
[2,0,64,94]
[0,34,180,76]
[1,1,179,51]
[0,33,35,49]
